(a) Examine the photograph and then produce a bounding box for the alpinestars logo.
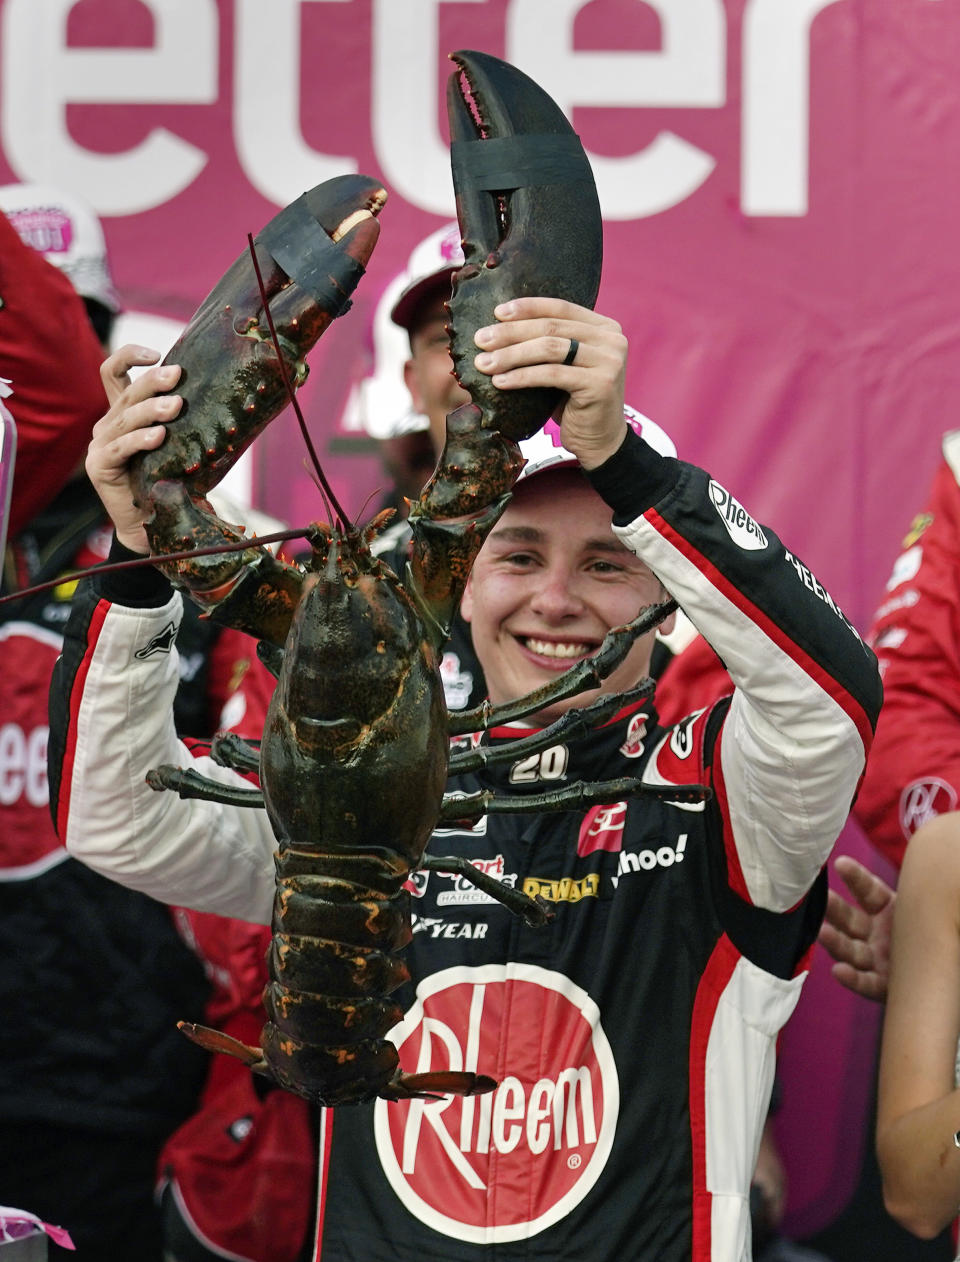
[708,481,767,550]
[374,965,618,1243]
[134,621,177,658]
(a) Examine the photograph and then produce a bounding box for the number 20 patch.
[509,745,570,783]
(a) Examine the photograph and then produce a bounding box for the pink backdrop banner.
[3,0,957,1238]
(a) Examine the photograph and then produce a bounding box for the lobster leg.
[418,853,552,927]
[146,765,264,809]
[211,732,261,774]
[448,600,678,737]
[447,683,656,776]
[439,778,711,825]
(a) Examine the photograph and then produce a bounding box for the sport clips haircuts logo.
[373,965,618,1243]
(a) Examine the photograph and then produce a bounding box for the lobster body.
[258,526,452,1103]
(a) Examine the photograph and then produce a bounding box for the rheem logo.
[373,965,618,1242]
[0,722,48,808]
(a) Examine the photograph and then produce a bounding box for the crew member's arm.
[854,440,960,869]
[876,812,960,1237]
[475,297,883,913]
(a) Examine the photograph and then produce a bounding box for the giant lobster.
[118,50,707,1106]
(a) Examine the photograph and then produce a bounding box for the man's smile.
[518,635,596,662]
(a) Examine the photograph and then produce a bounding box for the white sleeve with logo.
[605,450,880,913]
[56,591,276,924]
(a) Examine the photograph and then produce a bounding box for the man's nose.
[529,567,585,620]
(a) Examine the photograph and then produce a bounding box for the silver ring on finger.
[562,338,580,367]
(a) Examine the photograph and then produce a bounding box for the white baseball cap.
[0,182,121,313]
[517,404,676,483]
[390,221,464,331]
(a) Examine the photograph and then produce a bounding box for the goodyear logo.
[522,873,600,903]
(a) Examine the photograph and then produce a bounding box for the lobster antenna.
[355,484,385,525]
[245,233,353,531]
[304,460,335,525]
[0,526,313,608]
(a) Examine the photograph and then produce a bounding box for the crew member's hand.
[818,855,896,1002]
[86,345,182,554]
[473,297,627,469]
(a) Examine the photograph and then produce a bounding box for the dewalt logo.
[522,874,601,903]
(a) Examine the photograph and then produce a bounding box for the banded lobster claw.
[129,174,387,646]
[408,49,603,644]
[446,48,603,441]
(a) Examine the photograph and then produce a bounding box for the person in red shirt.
[816,438,960,1252]
[0,184,307,1262]
[819,434,960,992]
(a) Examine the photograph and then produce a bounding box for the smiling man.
[461,453,675,727]
[378,222,677,716]
[50,296,880,1262]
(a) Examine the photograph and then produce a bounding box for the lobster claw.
[133,174,386,503]
[445,48,603,441]
[408,50,603,645]
[128,174,387,646]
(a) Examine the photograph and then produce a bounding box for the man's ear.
[460,575,474,623]
[658,607,677,638]
[403,358,422,412]
[654,585,677,639]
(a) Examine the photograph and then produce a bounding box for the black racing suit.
[49,432,881,1261]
